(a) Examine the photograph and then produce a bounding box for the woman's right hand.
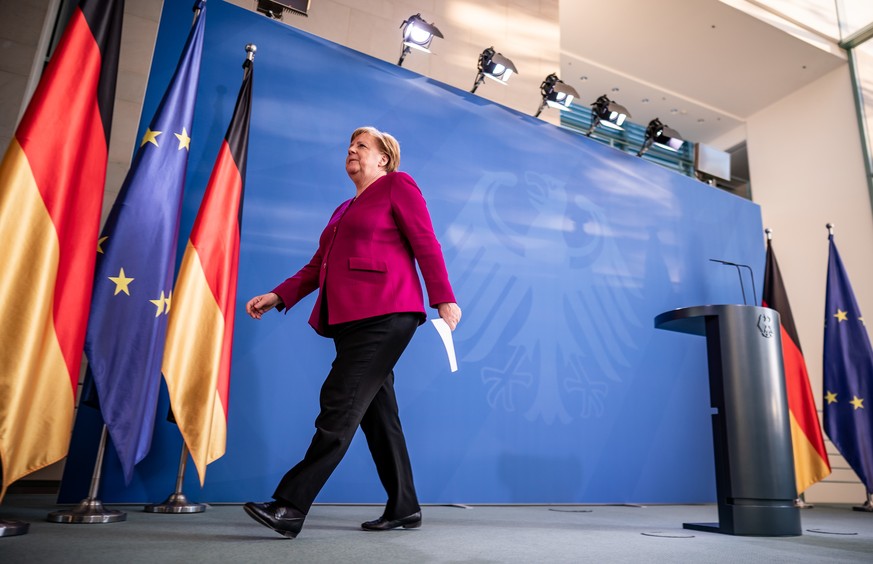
[437,302,462,331]
[246,292,281,319]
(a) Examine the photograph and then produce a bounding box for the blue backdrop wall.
[61,0,765,504]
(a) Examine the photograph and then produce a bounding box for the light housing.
[398,14,443,66]
[638,118,685,156]
[588,94,630,134]
[471,47,518,93]
[535,73,579,117]
[256,0,310,19]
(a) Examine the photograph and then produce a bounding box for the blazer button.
[322,263,326,269]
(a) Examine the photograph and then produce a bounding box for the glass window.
[854,41,873,174]
[838,0,873,40]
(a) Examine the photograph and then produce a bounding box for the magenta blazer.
[271,171,456,336]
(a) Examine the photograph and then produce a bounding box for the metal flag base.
[143,442,206,513]
[144,492,206,514]
[47,498,126,524]
[794,495,814,509]
[852,493,873,513]
[47,424,126,524]
[0,519,30,537]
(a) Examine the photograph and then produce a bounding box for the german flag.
[763,236,831,494]
[0,0,124,501]
[162,51,254,484]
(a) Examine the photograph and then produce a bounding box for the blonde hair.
[350,126,400,173]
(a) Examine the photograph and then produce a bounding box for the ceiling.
[559,0,847,146]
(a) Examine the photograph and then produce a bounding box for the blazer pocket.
[348,256,388,273]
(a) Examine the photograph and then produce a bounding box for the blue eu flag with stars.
[83,1,206,483]
[823,232,873,493]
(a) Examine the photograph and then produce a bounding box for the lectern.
[655,304,801,536]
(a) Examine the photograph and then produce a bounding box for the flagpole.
[47,425,126,523]
[143,442,206,514]
[816,223,836,511]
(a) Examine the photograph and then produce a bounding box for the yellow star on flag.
[834,309,848,322]
[175,127,191,150]
[825,391,838,404]
[850,396,864,410]
[164,291,172,314]
[97,236,108,254]
[108,267,134,296]
[141,128,162,147]
[149,291,169,317]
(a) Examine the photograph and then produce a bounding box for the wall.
[747,64,873,503]
[0,0,53,152]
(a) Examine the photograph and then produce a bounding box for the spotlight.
[471,47,517,93]
[398,13,443,66]
[587,95,631,134]
[256,0,309,19]
[637,118,685,156]
[534,73,579,117]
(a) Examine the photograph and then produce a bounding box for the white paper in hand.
[430,318,458,372]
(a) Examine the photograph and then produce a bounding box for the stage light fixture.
[587,94,631,134]
[637,118,685,156]
[256,0,309,19]
[534,73,579,117]
[471,47,517,93]
[398,13,443,66]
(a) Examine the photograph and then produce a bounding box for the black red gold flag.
[0,0,124,501]
[163,50,254,484]
[763,237,830,494]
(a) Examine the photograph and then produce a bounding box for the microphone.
[709,259,757,306]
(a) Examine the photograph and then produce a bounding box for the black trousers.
[273,313,421,518]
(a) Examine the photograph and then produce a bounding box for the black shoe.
[361,511,422,531]
[244,501,305,539]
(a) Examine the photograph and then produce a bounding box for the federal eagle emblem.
[441,170,643,424]
[757,313,774,338]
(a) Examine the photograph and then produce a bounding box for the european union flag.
[823,232,873,493]
[83,1,206,483]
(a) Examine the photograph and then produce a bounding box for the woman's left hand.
[437,302,462,331]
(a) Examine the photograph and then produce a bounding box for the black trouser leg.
[272,313,419,514]
[360,370,420,519]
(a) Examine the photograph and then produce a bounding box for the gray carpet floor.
[1,495,872,563]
